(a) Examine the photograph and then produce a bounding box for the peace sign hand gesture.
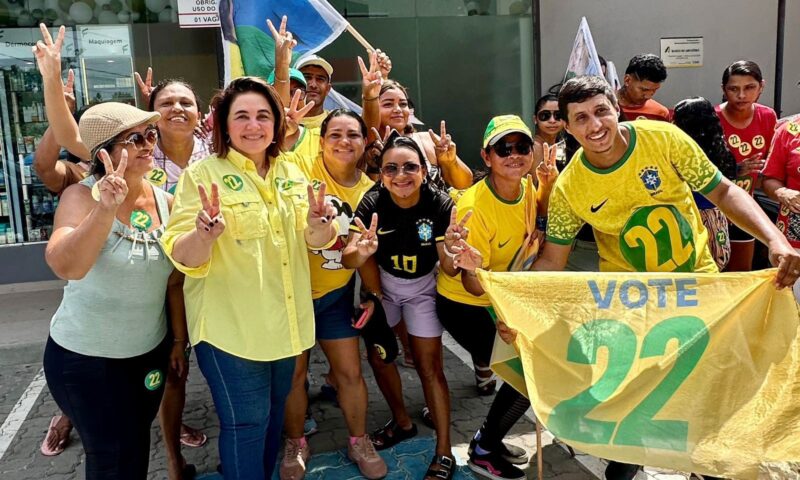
[353,213,379,257]
[63,68,76,113]
[307,182,337,229]
[444,207,471,252]
[196,183,225,242]
[358,50,383,101]
[429,121,457,166]
[32,24,64,81]
[267,15,296,69]
[134,67,154,107]
[96,148,129,209]
[536,142,560,190]
[285,89,315,135]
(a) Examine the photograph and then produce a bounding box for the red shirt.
[763,119,800,247]
[620,99,670,122]
[715,103,777,194]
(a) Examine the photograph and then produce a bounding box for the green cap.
[482,115,533,148]
[267,68,307,88]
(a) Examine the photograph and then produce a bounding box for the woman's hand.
[285,89,315,136]
[776,187,800,214]
[497,321,518,344]
[374,49,392,79]
[266,15,296,70]
[96,149,128,209]
[536,142,559,190]
[359,50,383,101]
[429,121,457,166]
[195,183,225,242]
[353,213,379,257]
[452,239,483,272]
[63,68,76,113]
[169,342,189,380]
[32,24,64,81]
[444,207,471,252]
[737,153,766,177]
[306,182,337,229]
[134,67,154,107]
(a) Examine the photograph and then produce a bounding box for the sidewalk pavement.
[0,284,691,480]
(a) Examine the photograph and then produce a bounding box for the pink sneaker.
[280,438,311,480]
[348,435,388,479]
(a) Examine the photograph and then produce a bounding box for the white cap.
[295,55,333,79]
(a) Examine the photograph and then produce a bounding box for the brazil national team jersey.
[281,151,374,299]
[352,184,453,280]
[437,177,533,306]
[547,121,723,273]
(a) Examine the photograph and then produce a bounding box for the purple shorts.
[379,268,443,338]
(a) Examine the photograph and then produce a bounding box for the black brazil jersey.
[352,185,453,279]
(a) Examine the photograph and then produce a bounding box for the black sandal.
[370,418,418,451]
[425,455,455,480]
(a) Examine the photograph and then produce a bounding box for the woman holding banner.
[439,115,558,480]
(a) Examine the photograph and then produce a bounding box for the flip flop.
[179,425,208,448]
[40,415,70,456]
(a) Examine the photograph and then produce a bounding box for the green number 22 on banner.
[546,315,709,452]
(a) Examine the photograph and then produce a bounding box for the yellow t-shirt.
[437,177,532,306]
[161,150,315,361]
[284,151,374,298]
[546,121,723,273]
[300,110,330,130]
[289,126,321,160]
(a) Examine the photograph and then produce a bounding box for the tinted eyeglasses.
[381,163,422,177]
[491,141,532,158]
[536,110,562,122]
[113,127,158,150]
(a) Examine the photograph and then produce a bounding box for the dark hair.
[672,97,737,180]
[377,134,427,169]
[320,109,368,138]
[148,78,200,112]
[625,54,667,83]
[558,75,618,123]
[379,80,415,135]
[534,94,559,114]
[722,60,763,85]
[210,76,286,159]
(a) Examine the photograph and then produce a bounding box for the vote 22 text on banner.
[479,269,800,479]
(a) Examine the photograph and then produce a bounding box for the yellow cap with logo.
[482,115,533,148]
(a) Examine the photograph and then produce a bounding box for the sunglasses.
[491,141,532,158]
[380,163,422,177]
[536,110,562,122]
[113,127,158,150]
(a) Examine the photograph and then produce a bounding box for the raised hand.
[196,183,225,242]
[96,148,129,208]
[358,50,383,101]
[536,142,559,189]
[285,89,315,135]
[452,239,483,272]
[374,49,392,79]
[428,120,456,166]
[307,182,337,228]
[63,68,76,113]
[444,207,471,252]
[134,67,154,106]
[32,24,64,81]
[353,213,379,257]
[266,15,296,69]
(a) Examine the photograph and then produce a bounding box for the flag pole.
[346,23,374,51]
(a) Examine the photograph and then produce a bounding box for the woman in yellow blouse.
[161,77,336,480]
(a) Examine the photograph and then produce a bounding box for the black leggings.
[436,294,530,450]
[43,336,169,480]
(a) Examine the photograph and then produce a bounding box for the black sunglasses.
[112,127,159,150]
[536,110,562,122]
[381,163,422,177]
[491,141,532,158]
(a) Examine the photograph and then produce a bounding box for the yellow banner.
[478,269,800,479]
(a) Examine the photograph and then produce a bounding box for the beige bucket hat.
[79,102,161,155]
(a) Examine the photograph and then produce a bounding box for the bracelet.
[362,94,379,102]
[275,78,289,83]
[443,245,458,259]
[535,215,547,231]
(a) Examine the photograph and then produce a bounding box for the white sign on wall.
[78,25,131,57]
[660,37,703,68]
[0,28,77,61]
[177,0,220,28]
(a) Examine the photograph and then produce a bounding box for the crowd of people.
[28,14,800,480]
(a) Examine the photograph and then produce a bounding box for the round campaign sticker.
[146,167,167,187]
[130,209,153,231]
[727,134,741,148]
[144,369,163,391]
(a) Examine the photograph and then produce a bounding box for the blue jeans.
[195,342,296,480]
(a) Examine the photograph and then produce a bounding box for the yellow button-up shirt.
[161,150,315,361]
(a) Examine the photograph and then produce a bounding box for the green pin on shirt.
[130,209,153,232]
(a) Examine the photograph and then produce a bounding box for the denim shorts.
[314,279,358,340]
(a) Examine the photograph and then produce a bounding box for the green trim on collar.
[580,123,637,174]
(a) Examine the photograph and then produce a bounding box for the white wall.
[540,0,792,114]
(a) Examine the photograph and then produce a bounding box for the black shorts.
[435,293,496,366]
